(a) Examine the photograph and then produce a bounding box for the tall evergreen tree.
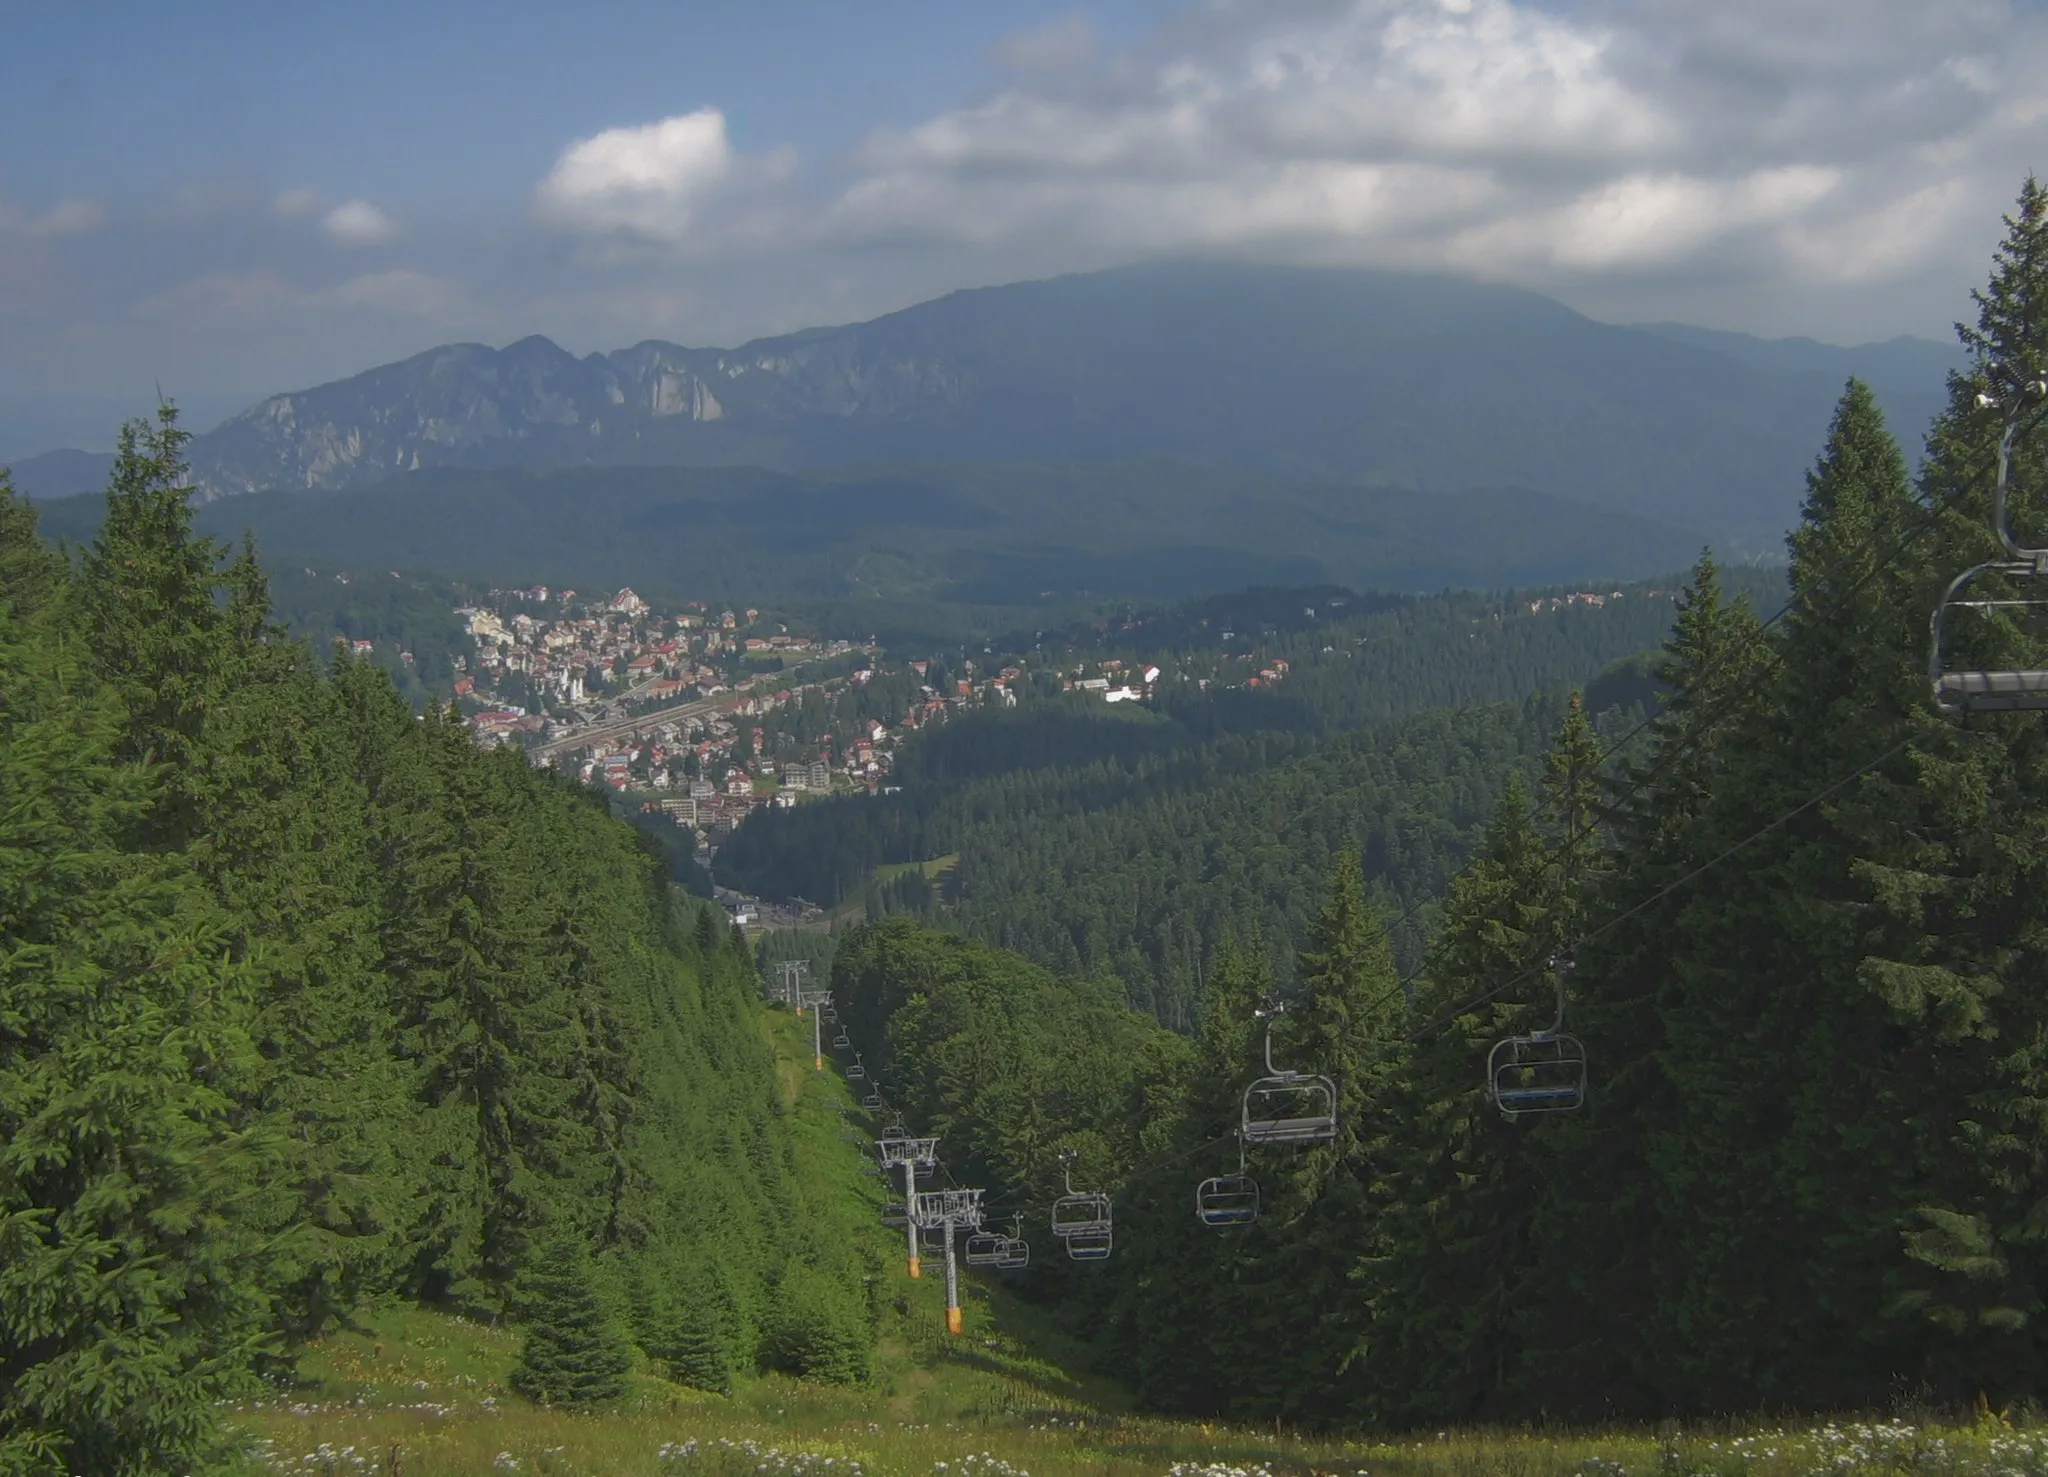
[1516,552,1773,1413]
[1859,178,2048,1397]
[510,1235,633,1408]
[0,509,281,1475]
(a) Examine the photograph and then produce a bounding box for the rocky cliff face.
[172,262,1954,545]
[184,311,1000,501]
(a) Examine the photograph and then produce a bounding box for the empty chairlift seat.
[963,1230,1007,1266]
[1195,1172,1261,1227]
[1240,1010,1338,1146]
[1050,1156,1114,1262]
[1486,1032,1588,1116]
[996,1220,1030,1269]
[1063,1228,1112,1261]
[1930,379,2048,714]
[1050,1190,1111,1239]
[1934,667,2048,711]
[1486,959,1588,1119]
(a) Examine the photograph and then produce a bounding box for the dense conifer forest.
[827,185,2048,1423]
[0,423,876,1473]
[8,181,2048,1472]
[718,581,1736,1014]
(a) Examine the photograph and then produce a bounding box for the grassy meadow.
[232,1011,2048,1477]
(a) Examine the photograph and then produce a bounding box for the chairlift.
[1240,1005,1338,1146]
[862,1089,884,1111]
[964,1229,1007,1266]
[996,1217,1031,1270]
[833,1031,852,1049]
[845,1059,866,1080]
[882,1201,909,1227]
[820,1007,838,1024]
[1486,959,1588,1118]
[1194,1136,1261,1227]
[1931,379,2048,711]
[1049,1154,1113,1260]
[1063,1228,1112,1262]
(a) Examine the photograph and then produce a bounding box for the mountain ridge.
[8,262,1958,546]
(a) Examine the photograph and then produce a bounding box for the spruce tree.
[1515,553,1773,1414]
[77,405,228,780]
[0,471,62,627]
[509,1236,633,1408]
[0,502,279,1474]
[1858,178,2048,1398]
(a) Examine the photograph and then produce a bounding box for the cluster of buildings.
[456,587,731,712]
[1527,590,1631,613]
[1067,660,1166,703]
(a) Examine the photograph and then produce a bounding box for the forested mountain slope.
[823,188,2048,1424]
[0,425,877,1474]
[22,456,1709,607]
[719,580,1709,1016]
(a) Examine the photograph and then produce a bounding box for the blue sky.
[3,1,2045,451]
[2,4,1169,215]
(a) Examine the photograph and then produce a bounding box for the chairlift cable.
[1399,733,1915,1046]
[1372,425,2009,984]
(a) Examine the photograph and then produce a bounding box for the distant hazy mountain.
[1632,322,1962,394]
[11,263,1962,548]
[7,448,115,501]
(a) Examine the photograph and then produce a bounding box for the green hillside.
[812,207,2048,1416]
[0,424,878,1472]
[23,457,1707,611]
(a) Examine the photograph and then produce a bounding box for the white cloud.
[535,109,752,243]
[988,14,1098,74]
[322,199,399,246]
[794,0,2048,311]
[505,1,2048,342]
[34,199,109,237]
[0,197,109,238]
[273,189,324,220]
[1445,166,1842,274]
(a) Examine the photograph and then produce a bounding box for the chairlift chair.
[1049,1155,1113,1260]
[1063,1228,1112,1262]
[1486,960,1588,1119]
[1194,1137,1261,1227]
[963,1229,1007,1266]
[862,1090,883,1111]
[820,1007,838,1024]
[1931,380,2048,711]
[1240,1006,1338,1146]
[882,1201,909,1228]
[996,1232,1030,1270]
[845,1060,866,1080]
[833,1031,852,1049]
